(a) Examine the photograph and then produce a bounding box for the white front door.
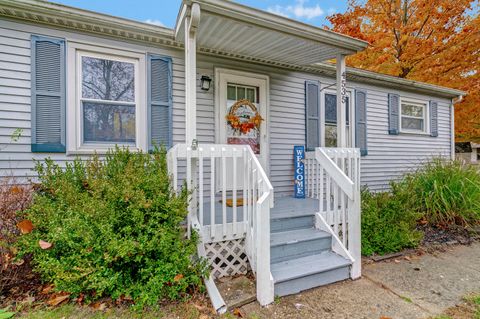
[216,68,269,190]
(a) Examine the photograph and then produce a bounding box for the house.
[0,0,465,312]
[456,142,480,164]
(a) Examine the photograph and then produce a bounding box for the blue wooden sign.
[294,145,305,198]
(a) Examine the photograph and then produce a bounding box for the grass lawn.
[11,303,212,319]
[433,293,480,319]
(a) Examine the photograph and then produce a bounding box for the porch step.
[270,228,331,263]
[271,213,315,233]
[271,251,351,297]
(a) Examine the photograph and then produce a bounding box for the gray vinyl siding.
[0,19,453,194]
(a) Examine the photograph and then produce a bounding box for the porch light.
[200,75,212,91]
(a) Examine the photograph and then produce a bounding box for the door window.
[225,83,263,154]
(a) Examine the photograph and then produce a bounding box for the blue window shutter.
[305,80,320,151]
[430,100,438,137]
[388,93,400,135]
[31,36,66,152]
[355,90,368,156]
[148,54,172,150]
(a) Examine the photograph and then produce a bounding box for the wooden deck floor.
[200,196,319,226]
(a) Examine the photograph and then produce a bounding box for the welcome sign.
[294,145,305,198]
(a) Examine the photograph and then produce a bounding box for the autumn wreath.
[226,99,264,135]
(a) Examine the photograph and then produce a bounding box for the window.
[68,44,147,153]
[400,100,427,133]
[324,93,350,147]
[81,55,136,144]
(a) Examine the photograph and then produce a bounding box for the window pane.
[401,103,424,117]
[401,117,424,131]
[83,102,135,143]
[237,87,245,100]
[325,94,349,124]
[227,85,236,100]
[246,88,255,103]
[82,56,135,102]
[325,125,337,147]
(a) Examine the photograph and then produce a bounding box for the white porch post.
[185,3,200,237]
[336,54,347,148]
[185,3,200,145]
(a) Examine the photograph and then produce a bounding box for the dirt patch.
[420,224,480,246]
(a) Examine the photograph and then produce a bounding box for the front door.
[216,69,269,190]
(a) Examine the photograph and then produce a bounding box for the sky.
[50,0,349,29]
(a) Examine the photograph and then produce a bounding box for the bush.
[361,189,423,256]
[17,147,206,307]
[395,159,480,226]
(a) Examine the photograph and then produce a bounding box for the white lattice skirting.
[205,239,249,278]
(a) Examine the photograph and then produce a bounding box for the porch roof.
[175,0,368,68]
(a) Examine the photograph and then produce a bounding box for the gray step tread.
[270,228,330,247]
[271,251,351,283]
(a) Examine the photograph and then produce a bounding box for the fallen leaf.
[233,308,245,317]
[76,293,84,305]
[394,259,400,264]
[13,259,24,266]
[47,293,70,306]
[10,185,22,194]
[174,274,184,282]
[17,220,33,234]
[380,317,392,319]
[41,284,54,294]
[192,303,206,311]
[39,240,52,250]
[404,256,411,261]
[91,302,107,311]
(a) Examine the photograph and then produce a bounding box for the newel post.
[256,190,274,305]
[349,152,362,279]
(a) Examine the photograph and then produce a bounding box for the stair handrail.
[167,143,275,306]
[315,148,355,199]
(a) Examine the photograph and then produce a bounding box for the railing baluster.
[243,148,247,230]
[319,166,324,214]
[326,173,331,226]
[199,147,204,227]
[186,147,192,237]
[233,148,237,236]
[221,147,227,238]
[210,148,215,239]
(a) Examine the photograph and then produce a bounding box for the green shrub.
[361,189,423,256]
[395,159,480,226]
[17,147,206,307]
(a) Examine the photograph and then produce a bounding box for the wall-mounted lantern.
[200,75,212,91]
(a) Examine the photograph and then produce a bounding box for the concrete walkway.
[240,242,480,319]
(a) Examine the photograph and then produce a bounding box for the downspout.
[451,95,463,161]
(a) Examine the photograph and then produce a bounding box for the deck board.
[200,196,320,226]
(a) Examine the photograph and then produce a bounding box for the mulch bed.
[366,224,480,263]
[0,257,44,309]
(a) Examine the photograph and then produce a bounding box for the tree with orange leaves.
[327,0,479,141]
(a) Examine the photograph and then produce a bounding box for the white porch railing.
[305,147,361,279]
[167,143,275,306]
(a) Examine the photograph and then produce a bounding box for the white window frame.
[320,88,355,148]
[399,98,429,134]
[67,43,147,154]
